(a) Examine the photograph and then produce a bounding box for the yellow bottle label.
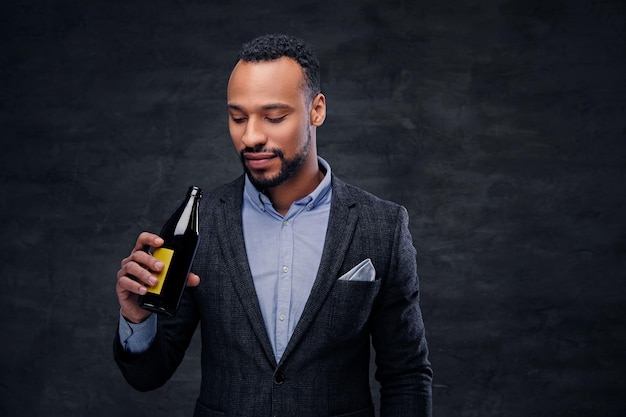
[147,247,174,295]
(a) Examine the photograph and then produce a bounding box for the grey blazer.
[114,175,432,417]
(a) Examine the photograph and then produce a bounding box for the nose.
[241,117,267,150]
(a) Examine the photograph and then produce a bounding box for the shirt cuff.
[118,310,157,354]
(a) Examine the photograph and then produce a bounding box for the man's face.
[227,57,314,189]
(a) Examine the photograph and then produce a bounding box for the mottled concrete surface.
[1,1,624,416]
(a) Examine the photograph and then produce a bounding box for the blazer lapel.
[215,177,278,367]
[279,176,359,365]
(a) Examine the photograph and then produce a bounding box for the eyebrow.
[227,103,294,112]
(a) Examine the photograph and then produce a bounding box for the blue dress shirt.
[120,157,332,363]
[242,157,332,361]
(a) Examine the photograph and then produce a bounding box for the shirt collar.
[244,156,332,215]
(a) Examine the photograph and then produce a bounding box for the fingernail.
[138,286,147,294]
[154,261,164,270]
[149,276,158,286]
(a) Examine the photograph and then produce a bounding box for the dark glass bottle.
[139,186,202,316]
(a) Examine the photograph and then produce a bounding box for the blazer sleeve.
[113,288,200,392]
[370,205,433,417]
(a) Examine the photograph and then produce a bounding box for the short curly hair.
[238,34,321,101]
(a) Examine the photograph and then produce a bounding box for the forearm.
[374,305,433,417]
[379,370,433,417]
[113,290,199,391]
[115,322,194,392]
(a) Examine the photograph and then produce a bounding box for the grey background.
[1,0,624,416]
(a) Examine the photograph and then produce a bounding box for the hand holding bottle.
[116,232,200,323]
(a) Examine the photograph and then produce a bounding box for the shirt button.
[282,266,288,273]
[279,314,286,321]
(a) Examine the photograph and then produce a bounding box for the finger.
[132,232,164,253]
[121,250,164,273]
[187,272,201,287]
[118,260,160,287]
[116,275,149,296]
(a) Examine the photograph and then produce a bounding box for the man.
[114,33,433,416]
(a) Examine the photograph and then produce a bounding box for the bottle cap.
[188,186,202,197]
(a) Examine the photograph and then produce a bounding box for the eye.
[230,116,247,124]
[266,115,286,124]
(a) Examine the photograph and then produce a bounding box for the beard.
[240,130,312,190]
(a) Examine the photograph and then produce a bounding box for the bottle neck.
[174,186,202,236]
[174,196,195,235]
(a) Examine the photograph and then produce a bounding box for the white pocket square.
[338,258,376,282]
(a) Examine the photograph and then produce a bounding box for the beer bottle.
[139,186,202,316]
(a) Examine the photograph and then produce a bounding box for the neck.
[265,154,323,216]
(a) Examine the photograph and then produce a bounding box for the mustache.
[240,147,285,159]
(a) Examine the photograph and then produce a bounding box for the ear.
[309,93,326,127]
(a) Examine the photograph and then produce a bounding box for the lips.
[244,152,277,170]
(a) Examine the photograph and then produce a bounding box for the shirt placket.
[275,218,294,360]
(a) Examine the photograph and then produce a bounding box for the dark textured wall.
[1,0,624,416]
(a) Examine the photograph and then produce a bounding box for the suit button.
[273,372,285,385]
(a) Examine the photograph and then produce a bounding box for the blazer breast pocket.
[337,258,376,282]
[327,274,381,342]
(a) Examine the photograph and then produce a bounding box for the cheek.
[273,122,305,149]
